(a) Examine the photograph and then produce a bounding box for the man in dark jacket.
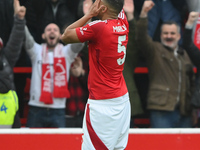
[0,0,26,128]
[136,0,195,128]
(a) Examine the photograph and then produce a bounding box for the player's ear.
[101,5,107,13]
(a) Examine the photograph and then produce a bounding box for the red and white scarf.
[194,14,200,50]
[39,44,70,104]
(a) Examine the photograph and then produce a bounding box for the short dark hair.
[105,0,124,14]
[161,21,180,33]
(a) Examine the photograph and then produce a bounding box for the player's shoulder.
[88,20,107,27]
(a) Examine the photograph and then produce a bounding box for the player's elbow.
[61,32,71,44]
[61,29,80,44]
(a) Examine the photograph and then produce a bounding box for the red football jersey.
[76,10,129,100]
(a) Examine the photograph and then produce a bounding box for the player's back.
[75,10,129,100]
[87,15,129,100]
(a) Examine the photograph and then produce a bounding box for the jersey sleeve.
[76,24,95,43]
[76,20,105,43]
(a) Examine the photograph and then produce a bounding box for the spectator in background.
[24,22,84,128]
[25,0,79,44]
[14,0,30,119]
[136,0,195,128]
[182,11,200,127]
[0,0,31,119]
[123,0,144,127]
[0,0,26,128]
[66,52,89,128]
[11,0,80,119]
[134,0,186,43]
[133,0,187,117]
[147,0,186,43]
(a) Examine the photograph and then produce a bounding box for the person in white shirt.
[24,23,84,128]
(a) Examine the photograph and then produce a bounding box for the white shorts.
[81,93,131,150]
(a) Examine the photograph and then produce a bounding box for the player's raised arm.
[61,0,103,44]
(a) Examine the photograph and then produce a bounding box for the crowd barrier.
[13,67,150,74]
[13,67,197,74]
[0,128,200,150]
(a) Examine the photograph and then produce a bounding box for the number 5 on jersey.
[117,35,126,65]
